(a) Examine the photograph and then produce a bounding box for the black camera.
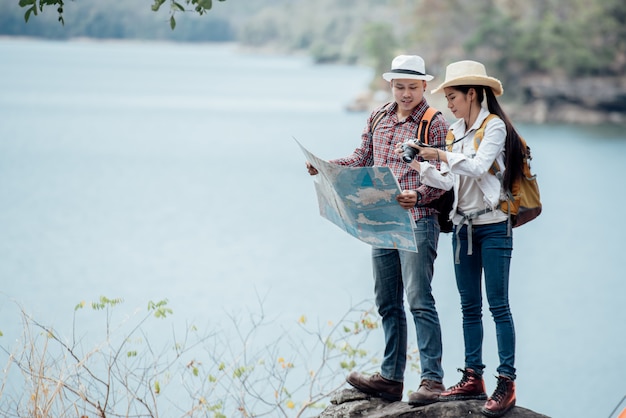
[401,140,420,162]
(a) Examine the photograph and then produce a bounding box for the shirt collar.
[387,98,429,122]
[450,106,489,137]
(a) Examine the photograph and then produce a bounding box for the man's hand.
[397,190,418,209]
[306,162,319,176]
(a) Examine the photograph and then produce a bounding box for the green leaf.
[151,0,166,12]
[19,0,36,6]
[148,299,173,318]
[170,15,176,30]
[24,7,34,23]
[173,1,185,11]
[233,366,246,378]
[198,0,212,10]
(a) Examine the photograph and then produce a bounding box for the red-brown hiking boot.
[408,379,445,406]
[482,375,516,417]
[438,368,487,401]
[346,371,403,402]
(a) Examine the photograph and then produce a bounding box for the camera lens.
[402,144,418,162]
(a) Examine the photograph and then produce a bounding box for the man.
[306,55,449,405]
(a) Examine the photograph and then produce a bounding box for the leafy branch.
[18,0,227,29]
[0,296,407,417]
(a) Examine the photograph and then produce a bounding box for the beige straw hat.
[430,60,503,96]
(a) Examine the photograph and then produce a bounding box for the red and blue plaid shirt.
[332,99,449,221]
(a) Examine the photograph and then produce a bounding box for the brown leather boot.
[346,371,403,402]
[482,375,516,417]
[438,368,487,401]
[408,379,445,406]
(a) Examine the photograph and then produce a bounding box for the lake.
[0,38,624,418]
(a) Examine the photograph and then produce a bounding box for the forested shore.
[2,0,624,123]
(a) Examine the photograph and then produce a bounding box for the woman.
[400,60,524,418]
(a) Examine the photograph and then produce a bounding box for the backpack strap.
[369,102,393,136]
[473,114,501,175]
[416,106,441,144]
[445,130,456,151]
[370,102,441,141]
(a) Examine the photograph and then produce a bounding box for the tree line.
[2,0,624,95]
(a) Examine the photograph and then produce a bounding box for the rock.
[316,388,550,418]
[506,74,626,124]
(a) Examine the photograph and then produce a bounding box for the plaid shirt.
[332,99,449,221]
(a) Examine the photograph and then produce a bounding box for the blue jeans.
[372,215,443,383]
[452,221,516,379]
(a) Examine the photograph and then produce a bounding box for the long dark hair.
[455,85,524,192]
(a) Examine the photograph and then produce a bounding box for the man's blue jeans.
[371,215,443,383]
[452,221,516,380]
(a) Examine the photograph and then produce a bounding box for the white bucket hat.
[382,55,434,82]
[431,60,503,96]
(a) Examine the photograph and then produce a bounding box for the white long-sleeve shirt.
[419,107,508,226]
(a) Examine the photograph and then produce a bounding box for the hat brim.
[383,72,434,82]
[430,75,503,96]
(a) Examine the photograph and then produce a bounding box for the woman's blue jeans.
[371,215,443,383]
[452,221,516,379]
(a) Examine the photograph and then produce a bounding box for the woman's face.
[443,87,471,120]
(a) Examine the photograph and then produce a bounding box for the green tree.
[360,22,398,90]
[463,0,625,78]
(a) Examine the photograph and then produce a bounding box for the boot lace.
[449,368,472,389]
[490,377,509,402]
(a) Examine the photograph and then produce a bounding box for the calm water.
[0,39,625,417]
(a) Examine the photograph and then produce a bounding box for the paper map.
[297,139,417,252]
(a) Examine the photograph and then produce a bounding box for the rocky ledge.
[347,75,626,125]
[510,74,626,124]
[316,389,550,418]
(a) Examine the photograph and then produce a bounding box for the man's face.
[392,79,426,116]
